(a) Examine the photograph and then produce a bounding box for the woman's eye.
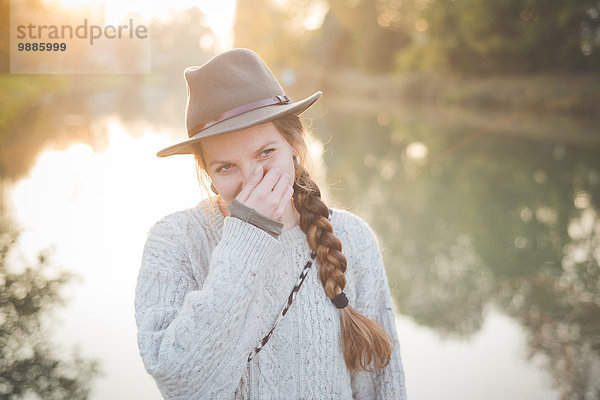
[260,148,275,157]
[216,164,233,173]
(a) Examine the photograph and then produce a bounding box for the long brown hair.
[194,115,392,371]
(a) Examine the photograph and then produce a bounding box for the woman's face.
[201,121,297,205]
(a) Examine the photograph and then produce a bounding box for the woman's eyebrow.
[208,159,227,167]
[208,141,278,167]
[254,141,278,154]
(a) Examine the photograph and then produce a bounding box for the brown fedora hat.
[156,48,322,157]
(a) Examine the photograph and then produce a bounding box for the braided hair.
[273,115,392,372]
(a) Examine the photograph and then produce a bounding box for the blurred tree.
[0,0,54,73]
[0,213,99,399]
[233,0,409,73]
[0,0,8,73]
[0,75,71,180]
[396,0,600,74]
[233,0,600,74]
[311,0,410,72]
[149,8,215,75]
[234,0,312,73]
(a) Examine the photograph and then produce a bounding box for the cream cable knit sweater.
[135,198,407,399]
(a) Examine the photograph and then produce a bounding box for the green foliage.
[396,0,600,74]
[0,216,99,400]
[312,0,410,73]
[233,0,320,73]
[237,0,600,74]
[0,76,69,145]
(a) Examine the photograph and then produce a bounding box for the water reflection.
[0,75,186,182]
[5,116,200,400]
[314,102,600,399]
[0,212,98,399]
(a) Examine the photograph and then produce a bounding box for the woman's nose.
[242,162,269,182]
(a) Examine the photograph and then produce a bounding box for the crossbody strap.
[247,250,317,362]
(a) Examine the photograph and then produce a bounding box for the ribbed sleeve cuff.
[227,199,284,239]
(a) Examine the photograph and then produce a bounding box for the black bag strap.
[247,210,332,362]
[247,251,316,362]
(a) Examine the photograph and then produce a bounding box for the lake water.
[1,81,599,399]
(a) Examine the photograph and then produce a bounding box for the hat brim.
[156,91,322,157]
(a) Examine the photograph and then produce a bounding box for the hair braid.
[293,165,392,372]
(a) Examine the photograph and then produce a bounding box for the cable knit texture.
[135,198,407,399]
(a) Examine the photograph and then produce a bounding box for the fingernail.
[254,166,261,175]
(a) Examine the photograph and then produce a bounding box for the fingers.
[270,170,292,199]
[270,171,293,219]
[236,165,263,203]
[254,167,283,195]
[237,166,294,221]
[273,184,294,219]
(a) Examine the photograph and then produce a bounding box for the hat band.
[188,95,291,137]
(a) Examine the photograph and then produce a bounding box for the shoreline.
[308,70,600,119]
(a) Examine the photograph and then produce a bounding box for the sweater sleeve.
[345,215,408,400]
[227,198,284,239]
[134,213,283,399]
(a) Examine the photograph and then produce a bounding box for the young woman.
[135,48,407,399]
